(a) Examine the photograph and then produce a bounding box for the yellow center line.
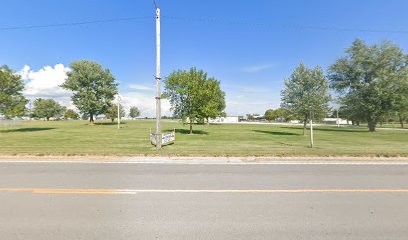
[1,188,408,195]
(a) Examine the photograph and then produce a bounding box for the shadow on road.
[0,127,55,133]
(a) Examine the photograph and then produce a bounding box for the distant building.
[323,118,349,125]
[209,116,239,123]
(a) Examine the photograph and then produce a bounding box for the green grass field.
[0,120,407,157]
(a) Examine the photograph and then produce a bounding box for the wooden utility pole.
[117,94,121,129]
[155,7,162,149]
[310,111,314,148]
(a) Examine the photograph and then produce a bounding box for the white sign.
[150,130,175,146]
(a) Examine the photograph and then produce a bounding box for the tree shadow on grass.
[94,122,127,126]
[280,126,364,133]
[252,130,301,136]
[0,127,55,133]
[171,129,209,135]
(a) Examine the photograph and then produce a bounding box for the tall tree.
[281,62,331,135]
[129,106,141,119]
[61,60,118,124]
[392,72,408,128]
[106,103,125,122]
[164,67,225,134]
[0,65,27,118]
[32,98,65,121]
[329,39,408,131]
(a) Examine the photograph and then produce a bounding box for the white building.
[209,116,239,123]
[322,118,349,125]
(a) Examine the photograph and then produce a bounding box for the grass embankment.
[0,120,407,157]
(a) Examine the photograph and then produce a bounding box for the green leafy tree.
[106,103,125,122]
[392,74,408,128]
[129,106,141,119]
[281,62,331,135]
[264,108,288,122]
[32,98,65,121]
[164,67,224,134]
[201,78,226,124]
[0,65,28,118]
[329,39,408,131]
[61,60,118,124]
[64,109,79,120]
[264,109,275,122]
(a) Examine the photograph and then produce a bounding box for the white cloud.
[120,91,171,118]
[128,84,154,91]
[21,64,73,108]
[242,64,276,73]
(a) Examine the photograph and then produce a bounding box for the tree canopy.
[281,62,331,135]
[64,109,79,120]
[264,108,288,122]
[0,65,28,118]
[32,98,65,121]
[61,60,118,124]
[328,39,408,131]
[129,106,141,119]
[106,103,125,122]
[163,67,226,133]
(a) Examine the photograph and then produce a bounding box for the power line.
[2,14,408,35]
[161,15,408,35]
[0,16,153,31]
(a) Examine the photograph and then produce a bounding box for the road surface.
[0,161,407,239]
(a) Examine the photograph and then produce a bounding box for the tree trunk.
[89,114,94,124]
[46,117,50,121]
[368,121,377,132]
[189,121,193,134]
[111,118,114,122]
[206,117,210,125]
[400,116,405,129]
[303,120,307,136]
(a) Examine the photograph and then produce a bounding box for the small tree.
[265,108,288,122]
[164,67,225,134]
[64,109,79,120]
[264,109,275,122]
[200,78,226,124]
[106,104,125,122]
[0,65,28,118]
[32,98,65,121]
[61,60,118,124]
[129,106,141,119]
[281,62,331,135]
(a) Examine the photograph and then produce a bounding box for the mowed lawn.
[0,120,407,157]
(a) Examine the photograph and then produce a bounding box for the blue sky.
[2,0,408,116]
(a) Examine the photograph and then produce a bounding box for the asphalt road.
[0,161,408,239]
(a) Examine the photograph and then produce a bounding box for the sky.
[1,0,408,117]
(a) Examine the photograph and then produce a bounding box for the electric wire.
[1,14,407,35]
[0,16,153,31]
